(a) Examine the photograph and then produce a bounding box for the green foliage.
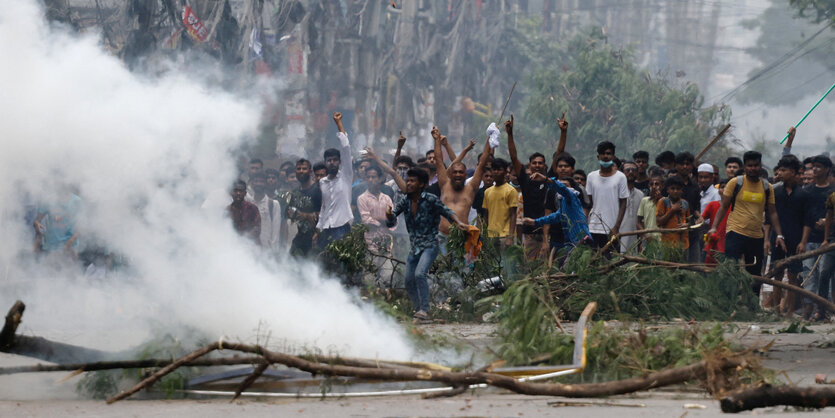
[480,277,565,366]
[324,224,375,279]
[773,321,814,334]
[555,247,761,321]
[76,334,204,400]
[521,31,731,171]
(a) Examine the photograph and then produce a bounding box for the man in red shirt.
[227,180,261,245]
[702,181,729,265]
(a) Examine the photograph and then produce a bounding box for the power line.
[709,20,833,104]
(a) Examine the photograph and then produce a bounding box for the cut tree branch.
[720,385,835,413]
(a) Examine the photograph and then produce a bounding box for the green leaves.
[514,29,730,170]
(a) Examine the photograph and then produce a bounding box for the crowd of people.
[32,112,835,323]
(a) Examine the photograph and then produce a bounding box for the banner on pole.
[182,6,208,42]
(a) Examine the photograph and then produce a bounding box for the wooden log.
[0,356,267,376]
[720,385,835,413]
[0,300,25,348]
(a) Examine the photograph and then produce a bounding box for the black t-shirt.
[518,170,557,234]
[291,182,322,238]
[769,183,807,246]
[473,186,488,218]
[804,183,835,243]
[425,182,441,197]
[634,179,649,196]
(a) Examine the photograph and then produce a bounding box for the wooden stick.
[695,124,731,161]
[0,356,267,376]
[721,385,835,413]
[106,342,221,404]
[769,242,835,278]
[230,362,270,402]
[751,275,835,313]
[496,81,517,125]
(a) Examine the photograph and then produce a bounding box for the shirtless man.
[431,126,491,235]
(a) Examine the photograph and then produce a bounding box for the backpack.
[729,175,771,211]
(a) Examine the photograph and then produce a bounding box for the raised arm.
[551,112,569,171]
[467,139,492,193]
[783,126,796,156]
[333,112,352,183]
[365,147,406,193]
[441,135,457,166]
[432,126,449,187]
[393,131,407,166]
[505,114,522,177]
[451,138,476,168]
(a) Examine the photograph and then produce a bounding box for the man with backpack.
[708,151,786,295]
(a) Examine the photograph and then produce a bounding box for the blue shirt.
[387,192,455,255]
[38,194,82,252]
[534,179,590,245]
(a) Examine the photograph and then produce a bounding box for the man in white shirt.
[316,112,354,251]
[698,163,720,213]
[585,141,628,252]
[247,172,283,251]
[620,161,645,252]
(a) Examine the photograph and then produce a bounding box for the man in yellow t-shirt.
[707,151,786,295]
[482,158,518,244]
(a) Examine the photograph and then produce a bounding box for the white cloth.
[697,163,713,173]
[700,185,721,214]
[486,123,500,149]
[248,194,283,249]
[585,170,629,234]
[620,187,645,252]
[317,131,354,229]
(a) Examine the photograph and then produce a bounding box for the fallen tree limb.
[720,385,835,412]
[769,242,835,278]
[616,254,715,273]
[0,356,267,376]
[105,339,747,403]
[751,275,835,313]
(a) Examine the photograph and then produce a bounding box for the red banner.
[182,5,208,42]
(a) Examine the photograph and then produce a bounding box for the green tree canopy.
[516,32,731,171]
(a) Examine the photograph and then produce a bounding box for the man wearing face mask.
[586,141,628,251]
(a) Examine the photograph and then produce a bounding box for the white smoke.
[0,1,413,359]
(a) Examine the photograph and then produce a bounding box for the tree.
[522,32,731,171]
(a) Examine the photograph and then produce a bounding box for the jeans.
[316,223,351,251]
[724,231,764,294]
[802,242,835,303]
[405,246,440,313]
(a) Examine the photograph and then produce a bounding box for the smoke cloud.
[0,1,412,359]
